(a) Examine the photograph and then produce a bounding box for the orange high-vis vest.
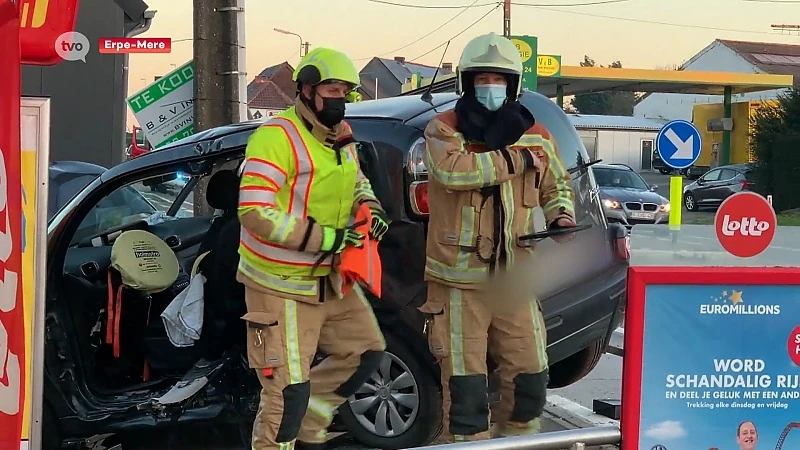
[340,203,382,298]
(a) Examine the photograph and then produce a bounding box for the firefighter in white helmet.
[419,32,577,441]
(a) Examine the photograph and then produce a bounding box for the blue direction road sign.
[655,119,702,170]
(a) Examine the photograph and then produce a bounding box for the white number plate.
[631,212,655,220]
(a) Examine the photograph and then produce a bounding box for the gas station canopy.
[402,65,795,97]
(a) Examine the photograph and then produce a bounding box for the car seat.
[105,229,184,381]
[194,169,247,358]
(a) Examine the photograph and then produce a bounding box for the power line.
[410,4,501,61]
[531,6,780,35]
[354,0,489,61]
[365,0,630,8]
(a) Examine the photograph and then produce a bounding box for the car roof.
[101,91,554,182]
[345,93,459,127]
[594,163,634,171]
[101,94,459,182]
[49,160,107,178]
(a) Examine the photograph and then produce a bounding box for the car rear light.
[407,137,427,176]
[740,180,754,190]
[615,235,630,260]
[610,223,630,260]
[409,181,429,215]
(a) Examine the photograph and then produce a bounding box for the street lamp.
[274,27,307,57]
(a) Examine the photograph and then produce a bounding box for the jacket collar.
[294,96,346,149]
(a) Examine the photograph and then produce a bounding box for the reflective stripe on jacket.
[237,107,378,294]
[422,109,575,289]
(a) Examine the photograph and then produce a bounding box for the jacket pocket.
[419,302,449,360]
[522,170,541,208]
[242,311,284,369]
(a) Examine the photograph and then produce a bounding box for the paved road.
[109,412,606,449]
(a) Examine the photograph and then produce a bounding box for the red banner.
[0,0,26,448]
[19,0,80,65]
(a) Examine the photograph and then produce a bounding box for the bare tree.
[655,63,682,71]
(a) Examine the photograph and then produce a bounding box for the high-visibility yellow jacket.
[237,106,382,298]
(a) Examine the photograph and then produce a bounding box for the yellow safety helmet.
[293,47,361,89]
[456,32,523,99]
[346,91,363,103]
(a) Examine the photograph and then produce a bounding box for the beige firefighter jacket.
[423,109,575,290]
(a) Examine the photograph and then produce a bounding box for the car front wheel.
[338,332,442,449]
[684,192,698,212]
[659,168,672,175]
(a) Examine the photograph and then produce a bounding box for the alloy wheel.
[684,194,695,210]
[346,351,420,437]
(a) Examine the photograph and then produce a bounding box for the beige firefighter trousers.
[421,281,549,442]
[244,282,386,450]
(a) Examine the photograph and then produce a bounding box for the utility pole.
[193,0,242,215]
[503,0,511,37]
[303,41,310,57]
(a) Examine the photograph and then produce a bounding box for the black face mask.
[314,96,346,128]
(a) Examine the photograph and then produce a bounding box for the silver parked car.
[593,163,670,227]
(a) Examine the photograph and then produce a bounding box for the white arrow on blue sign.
[655,119,702,170]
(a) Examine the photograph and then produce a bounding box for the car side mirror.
[649,185,658,192]
[696,179,705,185]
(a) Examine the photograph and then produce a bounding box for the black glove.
[484,101,536,151]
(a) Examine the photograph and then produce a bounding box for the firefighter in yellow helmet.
[419,32,577,441]
[236,47,389,450]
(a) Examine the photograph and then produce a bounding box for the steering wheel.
[74,219,149,248]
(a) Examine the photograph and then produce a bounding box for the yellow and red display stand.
[0,1,79,448]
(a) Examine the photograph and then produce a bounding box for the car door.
[710,168,739,204]
[694,168,722,204]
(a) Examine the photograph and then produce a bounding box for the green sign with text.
[509,35,538,92]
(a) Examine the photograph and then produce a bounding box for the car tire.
[547,340,605,389]
[684,192,698,212]
[659,169,671,175]
[338,332,442,449]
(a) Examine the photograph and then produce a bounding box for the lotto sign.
[715,192,776,258]
[127,60,195,149]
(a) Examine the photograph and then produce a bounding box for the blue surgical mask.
[474,84,507,111]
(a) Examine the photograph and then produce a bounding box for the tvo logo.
[54,31,90,62]
[720,215,771,237]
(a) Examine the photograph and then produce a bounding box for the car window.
[49,174,98,221]
[719,169,737,180]
[520,92,586,170]
[702,169,722,181]
[70,172,194,245]
[593,168,649,190]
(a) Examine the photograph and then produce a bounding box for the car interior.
[55,141,395,395]
[59,156,247,392]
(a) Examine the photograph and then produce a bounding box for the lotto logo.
[719,215,771,236]
[715,192,776,258]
